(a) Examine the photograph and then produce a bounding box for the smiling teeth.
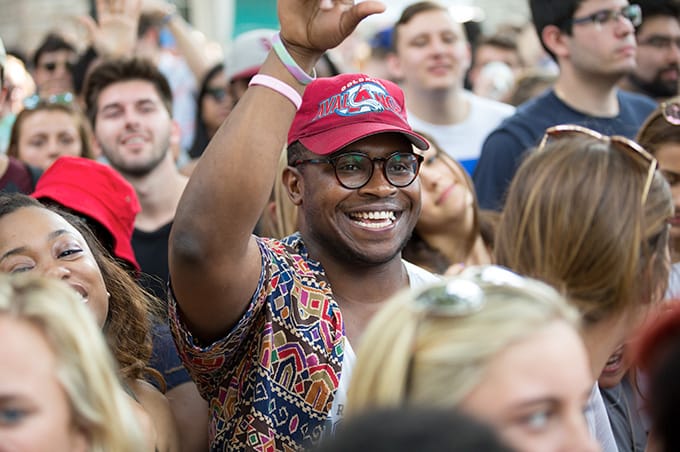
[350,211,396,221]
[349,211,396,229]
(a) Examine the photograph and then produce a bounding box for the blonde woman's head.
[0,274,146,451]
[348,266,597,452]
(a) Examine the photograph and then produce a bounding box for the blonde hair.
[347,266,579,415]
[495,135,672,324]
[0,274,146,452]
[259,148,299,239]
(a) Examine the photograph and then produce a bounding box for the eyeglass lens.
[571,4,641,27]
[334,153,420,189]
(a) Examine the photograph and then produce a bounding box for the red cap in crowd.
[31,156,141,271]
[288,73,429,156]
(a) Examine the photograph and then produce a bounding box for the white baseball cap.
[225,29,277,82]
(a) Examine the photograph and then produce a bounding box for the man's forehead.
[98,80,162,106]
[400,14,463,35]
[638,15,680,36]
[332,134,415,155]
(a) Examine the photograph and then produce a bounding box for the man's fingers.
[339,1,386,34]
[77,14,98,39]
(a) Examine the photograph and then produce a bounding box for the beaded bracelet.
[271,32,317,86]
[248,74,302,110]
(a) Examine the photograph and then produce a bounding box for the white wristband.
[248,74,302,110]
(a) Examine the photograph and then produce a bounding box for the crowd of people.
[1,0,680,451]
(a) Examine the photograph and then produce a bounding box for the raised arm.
[141,0,216,82]
[169,0,385,342]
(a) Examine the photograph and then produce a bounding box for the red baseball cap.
[288,73,429,156]
[31,156,141,271]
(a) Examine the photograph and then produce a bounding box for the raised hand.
[79,0,142,57]
[277,0,385,62]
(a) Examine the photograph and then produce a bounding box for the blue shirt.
[472,89,657,211]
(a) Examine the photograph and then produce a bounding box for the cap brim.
[298,123,429,156]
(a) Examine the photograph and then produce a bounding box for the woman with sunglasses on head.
[495,127,672,452]
[403,132,494,274]
[637,97,680,298]
[0,192,180,452]
[347,265,599,452]
[7,95,95,171]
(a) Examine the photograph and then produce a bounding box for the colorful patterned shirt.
[170,234,344,451]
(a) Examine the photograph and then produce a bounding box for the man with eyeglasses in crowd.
[473,0,657,211]
[31,33,77,98]
[168,0,440,450]
[619,0,680,101]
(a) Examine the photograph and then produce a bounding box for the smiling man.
[619,0,680,101]
[82,57,208,452]
[387,1,514,175]
[473,0,658,211]
[168,1,440,450]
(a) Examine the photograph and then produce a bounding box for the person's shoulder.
[617,90,657,118]
[482,92,557,146]
[128,378,181,452]
[466,91,515,116]
[403,260,441,288]
[617,89,657,106]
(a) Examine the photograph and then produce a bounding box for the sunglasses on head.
[660,101,680,126]
[23,92,75,110]
[537,124,657,205]
[404,265,533,395]
[412,265,528,316]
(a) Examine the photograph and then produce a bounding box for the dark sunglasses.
[204,87,230,102]
[538,124,657,205]
[40,60,75,73]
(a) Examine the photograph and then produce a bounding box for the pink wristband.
[248,74,302,110]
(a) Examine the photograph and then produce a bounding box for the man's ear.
[541,24,570,61]
[282,166,303,206]
[385,51,405,81]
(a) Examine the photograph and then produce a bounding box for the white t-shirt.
[324,260,440,434]
[407,91,514,175]
[665,262,680,300]
[587,384,620,452]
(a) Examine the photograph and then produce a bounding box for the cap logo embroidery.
[314,81,402,121]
